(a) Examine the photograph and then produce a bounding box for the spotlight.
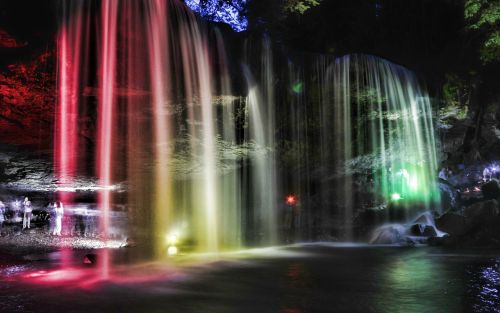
[409,177,418,190]
[285,195,297,205]
[292,81,303,94]
[167,233,178,246]
[391,193,402,201]
[167,246,178,256]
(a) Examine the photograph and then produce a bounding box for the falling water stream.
[54,1,441,270]
[55,0,245,268]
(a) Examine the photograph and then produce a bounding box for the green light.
[292,81,303,94]
[409,176,418,190]
[391,193,401,201]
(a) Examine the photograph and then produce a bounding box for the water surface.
[1,244,499,313]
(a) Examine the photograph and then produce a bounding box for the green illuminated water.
[318,54,441,235]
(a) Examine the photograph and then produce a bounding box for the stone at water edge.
[407,224,438,237]
[481,179,500,200]
[463,199,499,226]
[83,253,97,265]
[436,212,467,237]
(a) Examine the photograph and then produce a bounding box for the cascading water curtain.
[56,0,245,261]
[243,35,279,245]
[321,54,440,229]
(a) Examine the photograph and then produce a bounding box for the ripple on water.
[468,259,500,313]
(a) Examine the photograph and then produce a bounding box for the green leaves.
[283,0,322,15]
[480,30,500,63]
[465,0,500,63]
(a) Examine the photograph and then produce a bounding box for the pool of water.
[1,244,499,313]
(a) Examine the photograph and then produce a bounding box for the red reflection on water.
[19,265,182,289]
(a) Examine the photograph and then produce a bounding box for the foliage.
[465,0,500,63]
[438,74,469,126]
[184,0,248,32]
[0,50,55,146]
[283,0,322,14]
[442,74,470,108]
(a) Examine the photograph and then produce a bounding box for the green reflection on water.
[376,251,461,313]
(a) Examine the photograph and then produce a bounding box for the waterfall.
[318,54,441,238]
[55,0,244,261]
[55,0,440,260]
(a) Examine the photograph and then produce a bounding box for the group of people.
[438,167,453,181]
[439,166,498,183]
[0,197,65,236]
[482,167,497,182]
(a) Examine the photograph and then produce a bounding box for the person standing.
[53,202,64,236]
[438,168,448,180]
[483,167,492,182]
[22,197,32,229]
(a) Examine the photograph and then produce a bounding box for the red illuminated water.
[55,0,243,268]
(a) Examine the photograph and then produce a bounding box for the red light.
[286,195,296,205]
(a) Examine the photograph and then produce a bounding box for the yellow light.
[167,246,178,256]
[167,233,178,246]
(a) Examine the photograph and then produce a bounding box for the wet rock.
[370,224,406,244]
[439,181,459,211]
[408,224,438,237]
[408,224,425,236]
[464,199,499,226]
[436,212,467,237]
[482,179,500,200]
[422,225,437,237]
[83,253,97,265]
[428,234,456,246]
[23,253,50,261]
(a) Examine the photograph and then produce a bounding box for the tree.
[283,0,323,14]
[465,0,500,63]
[0,50,55,147]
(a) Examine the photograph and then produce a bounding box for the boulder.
[482,179,500,200]
[370,224,406,244]
[436,212,467,237]
[439,181,459,211]
[422,225,437,237]
[464,199,499,226]
[408,223,438,237]
[428,234,457,247]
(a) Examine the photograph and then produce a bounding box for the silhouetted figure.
[22,197,32,229]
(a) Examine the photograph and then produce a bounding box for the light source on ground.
[167,246,178,256]
[167,233,178,246]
